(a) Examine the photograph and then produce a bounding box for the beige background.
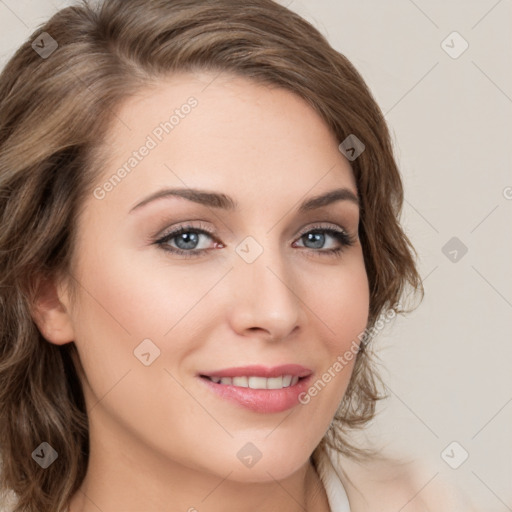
[1,0,511,510]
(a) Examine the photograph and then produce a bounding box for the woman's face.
[60,71,369,482]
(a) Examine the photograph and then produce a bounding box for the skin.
[32,71,370,512]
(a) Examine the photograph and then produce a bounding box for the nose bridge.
[229,235,302,339]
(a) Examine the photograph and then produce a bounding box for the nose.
[227,246,303,342]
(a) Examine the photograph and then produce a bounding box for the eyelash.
[153,221,356,259]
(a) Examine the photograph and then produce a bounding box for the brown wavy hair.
[0,0,423,510]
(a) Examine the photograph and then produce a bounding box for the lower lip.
[198,375,312,413]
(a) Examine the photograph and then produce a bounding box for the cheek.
[296,250,369,405]
[73,240,217,339]
[305,249,370,348]
[67,243,218,439]
[68,240,229,398]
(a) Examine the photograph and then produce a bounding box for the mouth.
[197,365,314,413]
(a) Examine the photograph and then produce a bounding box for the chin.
[205,441,312,484]
[223,459,307,484]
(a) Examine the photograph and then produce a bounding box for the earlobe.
[30,274,75,345]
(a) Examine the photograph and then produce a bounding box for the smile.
[197,364,313,413]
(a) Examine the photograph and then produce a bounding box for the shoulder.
[315,445,476,512]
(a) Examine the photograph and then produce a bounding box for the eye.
[293,224,356,256]
[153,221,356,259]
[154,222,219,258]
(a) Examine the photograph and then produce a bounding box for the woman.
[0,1,471,511]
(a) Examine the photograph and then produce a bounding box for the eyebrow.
[128,186,359,214]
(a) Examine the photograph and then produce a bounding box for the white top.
[311,445,477,512]
[313,445,351,511]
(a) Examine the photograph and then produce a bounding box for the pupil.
[176,232,199,249]
[305,232,324,249]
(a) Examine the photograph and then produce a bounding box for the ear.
[30,273,75,345]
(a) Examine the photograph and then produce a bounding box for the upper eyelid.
[157,221,349,238]
[156,223,216,241]
[298,224,348,234]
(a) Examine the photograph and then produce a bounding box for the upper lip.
[199,364,313,379]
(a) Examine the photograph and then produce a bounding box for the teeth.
[248,376,267,389]
[266,376,283,389]
[232,376,248,387]
[207,374,300,389]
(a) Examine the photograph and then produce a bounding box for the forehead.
[92,71,357,209]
